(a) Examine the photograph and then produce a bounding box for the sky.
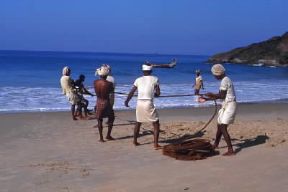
[1,0,288,55]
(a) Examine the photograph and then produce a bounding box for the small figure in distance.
[194,70,204,95]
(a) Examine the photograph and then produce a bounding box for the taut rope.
[114,91,218,138]
[114,91,204,98]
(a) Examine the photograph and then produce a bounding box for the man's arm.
[154,84,160,97]
[201,80,204,89]
[125,86,137,107]
[202,90,227,101]
[83,87,94,96]
[93,81,98,97]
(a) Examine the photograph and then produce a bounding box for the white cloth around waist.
[136,100,159,123]
[217,101,237,125]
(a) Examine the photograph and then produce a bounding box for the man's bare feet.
[73,117,78,120]
[99,139,105,142]
[154,144,162,150]
[212,144,218,150]
[222,150,235,156]
[133,142,140,146]
[106,136,115,140]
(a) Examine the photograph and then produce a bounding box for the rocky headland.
[208,32,288,66]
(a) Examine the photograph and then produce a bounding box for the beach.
[1,103,288,192]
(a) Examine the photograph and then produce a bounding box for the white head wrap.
[96,65,110,76]
[142,64,152,71]
[102,64,111,71]
[211,64,225,76]
[62,66,70,76]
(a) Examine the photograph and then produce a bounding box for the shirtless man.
[125,64,161,149]
[94,65,115,142]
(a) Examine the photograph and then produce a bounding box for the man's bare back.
[94,79,113,100]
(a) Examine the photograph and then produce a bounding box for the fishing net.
[162,139,217,160]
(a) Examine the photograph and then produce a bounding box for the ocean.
[1,50,288,113]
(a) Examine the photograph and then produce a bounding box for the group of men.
[60,63,237,156]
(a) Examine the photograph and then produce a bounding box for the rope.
[114,91,217,134]
[196,99,217,133]
[114,91,202,98]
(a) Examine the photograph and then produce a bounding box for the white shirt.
[220,76,236,103]
[195,75,203,89]
[134,76,159,100]
[60,76,75,95]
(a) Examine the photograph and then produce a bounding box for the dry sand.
[0,103,288,192]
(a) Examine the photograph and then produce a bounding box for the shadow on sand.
[163,130,206,144]
[114,126,155,141]
[233,134,269,153]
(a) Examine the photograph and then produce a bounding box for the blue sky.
[1,0,288,55]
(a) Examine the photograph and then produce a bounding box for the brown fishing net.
[162,139,218,160]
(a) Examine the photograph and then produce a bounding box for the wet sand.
[0,103,288,192]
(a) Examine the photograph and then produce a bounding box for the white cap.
[142,64,152,71]
[211,64,225,76]
[96,65,110,76]
[62,66,70,76]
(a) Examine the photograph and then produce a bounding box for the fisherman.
[74,74,94,118]
[198,64,236,156]
[94,65,115,142]
[60,66,82,120]
[193,70,204,95]
[125,64,161,149]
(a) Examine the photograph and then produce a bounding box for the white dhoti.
[136,100,159,123]
[66,91,80,105]
[217,101,237,125]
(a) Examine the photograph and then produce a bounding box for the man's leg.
[152,121,161,149]
[76,102,84,119]
[97,119,104,142]
[219,124,235,155]
[133,122,141,146]
[83,99,89,117]
[213,124,222,149]
[71,104,77,120]
[106,115,115,140]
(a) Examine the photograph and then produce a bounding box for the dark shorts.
[95,99,114,120]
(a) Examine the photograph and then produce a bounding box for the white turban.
[142,64,152,71]
[96,65,110,76]
[62,66,70,76]
[211,64,225,76]
[102,64,111,72]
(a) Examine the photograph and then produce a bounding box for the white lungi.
[136,100,159,123]
[66,91,80,105]
[217,101,237,125]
